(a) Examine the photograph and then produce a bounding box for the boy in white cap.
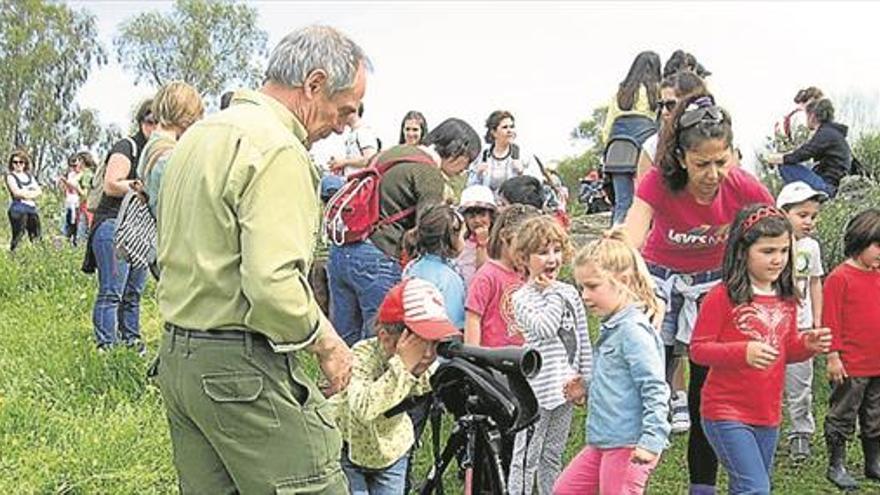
[777,180,829,462]
[335,278,460,494]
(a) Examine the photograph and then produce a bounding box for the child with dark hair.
[498,175,545,210]
[691,204,831,494]
[456,185,498,287]
[335,278,460,495]
[403,203,467,329]
[821,208,880,490]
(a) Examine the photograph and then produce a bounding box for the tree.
[558,106,607,198]
[114,0,268,104]
[0,0,107,179]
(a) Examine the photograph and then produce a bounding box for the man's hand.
[308,317,352,397]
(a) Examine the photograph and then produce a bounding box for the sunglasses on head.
[657,99,677,112]
[142,115,157,125]
[678,106,725,130]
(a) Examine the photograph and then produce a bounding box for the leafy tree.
[558,106,607,198]
[0,0,107,179]
[114,0,268,104]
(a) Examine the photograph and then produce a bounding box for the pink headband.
[742,206,786,232]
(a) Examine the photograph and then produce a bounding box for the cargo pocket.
[202,372,280,437]
[274,465,348,495]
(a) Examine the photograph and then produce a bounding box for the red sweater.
[691,284,814,426]
[823,263,880,377]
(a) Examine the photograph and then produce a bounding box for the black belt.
[164,322,254,341]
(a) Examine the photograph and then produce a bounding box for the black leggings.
[687,358,718,486]
[8,208,41,251]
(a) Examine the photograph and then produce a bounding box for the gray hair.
[265,25,372,95]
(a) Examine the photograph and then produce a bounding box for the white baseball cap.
[459,185,497,212]
[776,181,828,209]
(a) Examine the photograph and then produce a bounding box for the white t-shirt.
[468,144,540,194]
[642,133,659,163]
[64,170,82,208]
[342,125,379,176]
[793,236,824,329]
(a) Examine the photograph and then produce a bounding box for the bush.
[853,131,880,179]
[816,175,880,269]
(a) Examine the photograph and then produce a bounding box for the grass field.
[0,199,876,493]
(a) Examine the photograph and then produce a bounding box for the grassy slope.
[0,196,876,493]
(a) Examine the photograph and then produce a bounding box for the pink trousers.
[553,445,659,495]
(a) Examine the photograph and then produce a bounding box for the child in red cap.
[334,278,459,494]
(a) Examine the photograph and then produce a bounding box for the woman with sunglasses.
[642,71,708,165]
[5,150,42,251]
[602,51,662,225]
[624,94,773,495]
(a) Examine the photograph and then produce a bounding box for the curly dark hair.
[656,93,734,192]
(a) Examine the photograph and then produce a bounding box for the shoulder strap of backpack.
[482,148,490,162]
[511,142,520,160]
[374,150,436,175]
[125,136,138,160]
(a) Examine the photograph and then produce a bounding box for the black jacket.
[783,122,852,188]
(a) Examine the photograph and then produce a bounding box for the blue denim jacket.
[403,254,466,329]
[587,304,671,454]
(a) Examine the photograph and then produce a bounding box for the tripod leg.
[419,426,466,495]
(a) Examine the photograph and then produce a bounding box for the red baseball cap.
[377,278,460,341]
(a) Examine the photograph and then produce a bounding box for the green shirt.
[157,89,322,350]
[331,337,434,469]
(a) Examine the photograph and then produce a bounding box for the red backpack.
[323,150,436,246]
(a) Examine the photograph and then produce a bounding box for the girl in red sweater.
[691,204,831,494]
[822,208,880,491]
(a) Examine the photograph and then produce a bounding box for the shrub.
[816,176,880,269]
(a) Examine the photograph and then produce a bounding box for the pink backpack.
[323,150,435,246]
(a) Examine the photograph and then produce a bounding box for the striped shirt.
[513,281,592,409]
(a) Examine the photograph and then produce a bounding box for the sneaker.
[789,434,811,462]
[125,339,148,358]
[671,391,691,434]
[96,343,113,354]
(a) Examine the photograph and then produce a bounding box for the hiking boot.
[863,436,880,480]
[789,434,811,462]
[826,432,859,490]
[125,338,148,358]
[671,391,691,434]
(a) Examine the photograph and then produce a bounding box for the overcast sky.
[71,1,880,169]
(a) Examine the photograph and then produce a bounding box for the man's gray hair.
[265,25,372,95]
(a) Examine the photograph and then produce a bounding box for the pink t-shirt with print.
[466,259,525,348]
[637,167,773,273]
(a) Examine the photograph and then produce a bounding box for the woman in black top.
[5,149,42,251]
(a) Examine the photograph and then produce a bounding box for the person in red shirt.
[822,208,880,491]
[691,204,830,494]
[624,93,773,495]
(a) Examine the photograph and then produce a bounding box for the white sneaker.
[671,391,691,434]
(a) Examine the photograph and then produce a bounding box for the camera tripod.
[418,412,508,495]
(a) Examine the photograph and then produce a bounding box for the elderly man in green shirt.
[153,25,368,494]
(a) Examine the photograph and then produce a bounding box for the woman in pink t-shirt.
[623,93,773,495]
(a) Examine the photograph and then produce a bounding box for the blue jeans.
[91,219,147,346]
[778,163,836,197]
[702,420,779,494]
[610,172,634,225]
[328,241,402,347]
[341,445,409,495]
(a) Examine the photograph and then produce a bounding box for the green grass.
[1,189,878,493]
